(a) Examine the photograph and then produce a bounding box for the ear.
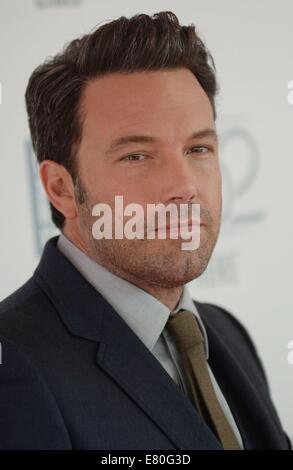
[39,160,78,220]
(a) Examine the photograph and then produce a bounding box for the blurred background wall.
[0,0,292,439]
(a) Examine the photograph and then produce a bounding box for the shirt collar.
[57,232,209,358]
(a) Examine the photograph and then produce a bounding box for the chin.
[157,265,208,288]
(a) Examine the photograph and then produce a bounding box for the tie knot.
[166,309,204,353]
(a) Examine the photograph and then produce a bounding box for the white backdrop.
[0,0,292,439]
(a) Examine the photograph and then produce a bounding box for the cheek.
[199,171,222,219]
[88,184,147,211]
[90,165,146,200]
[200,166,221,196]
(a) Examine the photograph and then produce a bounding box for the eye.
[121,154,147,162]
[188,146,210,155]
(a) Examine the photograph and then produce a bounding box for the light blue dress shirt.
[57,232,243,448]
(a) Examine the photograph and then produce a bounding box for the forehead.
[80,68,214,143]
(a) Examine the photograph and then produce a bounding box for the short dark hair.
[25,11,218,230]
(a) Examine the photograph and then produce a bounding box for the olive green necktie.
[166,309,240,450]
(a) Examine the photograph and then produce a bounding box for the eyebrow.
[106,128,218,154]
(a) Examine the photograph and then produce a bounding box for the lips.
[155,219,201,231]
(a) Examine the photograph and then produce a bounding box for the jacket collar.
[198,303,289,450]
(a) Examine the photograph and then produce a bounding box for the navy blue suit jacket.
[0,236,290,450]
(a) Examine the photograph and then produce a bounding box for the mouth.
[154,219,202,232]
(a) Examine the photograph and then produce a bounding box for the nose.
[160,153,199,204]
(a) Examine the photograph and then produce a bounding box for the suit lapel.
[34,237,222,450]
[195,301,288,450]
[95,306,222,450]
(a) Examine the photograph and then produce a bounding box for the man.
[0,11,290,450]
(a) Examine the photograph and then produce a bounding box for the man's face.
[73,68,222,288]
